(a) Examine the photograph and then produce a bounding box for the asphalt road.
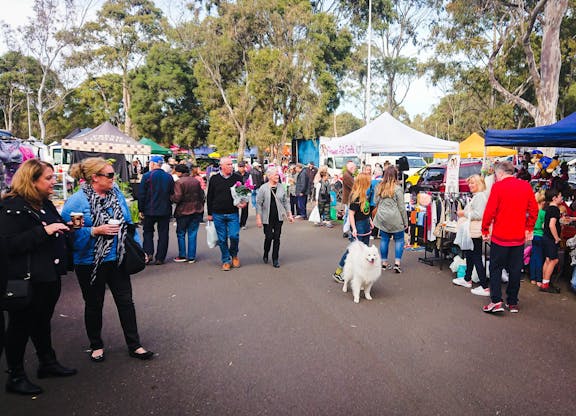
[2,213,576,415]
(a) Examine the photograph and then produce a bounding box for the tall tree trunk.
[36,78,46,142]
[534,0,567,126]
[122,70,132,136]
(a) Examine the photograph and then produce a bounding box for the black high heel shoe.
[89,350,105,363]
[272,260,280,268]
[262,255,269,264]
[129,350,155,360]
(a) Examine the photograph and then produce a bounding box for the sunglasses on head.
[96,172,115,179]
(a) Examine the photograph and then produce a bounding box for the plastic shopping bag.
[308,206,321,223]
[206,221,218,249]
[454,219,474,251]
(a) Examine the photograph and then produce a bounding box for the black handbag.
[0,255,32,312]
[121,224,146,275]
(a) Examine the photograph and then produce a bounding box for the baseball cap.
[237,161,246,167]
[150,155,164,164]
[252,161,260,167]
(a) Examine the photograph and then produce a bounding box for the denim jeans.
[529,236,543,282]
[338,218,371,268]
[212,212,240,264]
[489,242,523,304]
[380,230,405,264]
[176,213,202,260]
[571,266,576,290]
[251,189,258,209]
[296,194,307,218]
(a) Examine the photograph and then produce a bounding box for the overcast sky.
[0,0,441,120]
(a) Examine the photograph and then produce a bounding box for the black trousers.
[240,205,249,227]
[489,242,523,305]
[142,215,170,262]
[463,238,488,288]
[263,220,283,261]
[0,310,4,360]
[5,280,61,369]
[75,262,142,351]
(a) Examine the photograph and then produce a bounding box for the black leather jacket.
[0,196,70,282]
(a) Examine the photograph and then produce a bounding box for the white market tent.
[324,112,458,154]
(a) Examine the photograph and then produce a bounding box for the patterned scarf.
[82,183,127,284]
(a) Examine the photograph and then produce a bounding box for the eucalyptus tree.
[179,0,351,159]
[433,0,570,128]
[55,73,124,133]
[16,0,83,141]
[0,52,42,134]
[69,0,165,136]
[130,42,207,147]
[336,0,433,120]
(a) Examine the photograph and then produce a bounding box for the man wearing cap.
[206,156,246,271]
[236,161,250,229]
[138,155,175,265]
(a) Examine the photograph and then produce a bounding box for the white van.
[320,154,362,179]
[363,154,427,177]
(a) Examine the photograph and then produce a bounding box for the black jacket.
[0,196,70,282]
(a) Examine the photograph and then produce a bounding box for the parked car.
[405,166,427,193]
[412,160,482,193]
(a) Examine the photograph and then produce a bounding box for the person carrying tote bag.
[373,166,408,273]
[451,175,489,295]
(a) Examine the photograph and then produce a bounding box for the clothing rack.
[417,191,471,269]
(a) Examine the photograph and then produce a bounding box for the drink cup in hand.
[71,212,84,229]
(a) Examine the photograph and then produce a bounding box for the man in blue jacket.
[138,155,174,265]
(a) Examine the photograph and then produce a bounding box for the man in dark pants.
[306,161,318,202]
[138,155,174,265]
[481,161,538,314]
[294,163,309,219]
[236,161,250,229]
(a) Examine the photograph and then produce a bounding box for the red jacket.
[482,176,538,246]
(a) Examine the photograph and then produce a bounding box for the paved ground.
[2,212,576,415]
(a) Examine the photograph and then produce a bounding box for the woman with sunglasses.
[62,157,154,363]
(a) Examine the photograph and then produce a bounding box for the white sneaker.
[452,278,472,288]
[471,286,490,296]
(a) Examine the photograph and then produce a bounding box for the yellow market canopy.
[434,133,517,159]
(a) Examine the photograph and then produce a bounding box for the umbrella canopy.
[62,121,150,155]
[139,138,171,155]
[434,133,517,158]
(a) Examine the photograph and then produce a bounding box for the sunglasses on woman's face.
[96,172,115,179]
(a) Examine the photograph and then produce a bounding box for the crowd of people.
[1,153,575,397]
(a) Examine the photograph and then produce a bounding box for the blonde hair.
[349,173,371,206]
[534,190,546,204]
[466,174,486,192]
[5,159,54,209]
[376,166,398,198]
[69,157,111,183]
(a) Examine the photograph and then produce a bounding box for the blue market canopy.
[485,112,576,148]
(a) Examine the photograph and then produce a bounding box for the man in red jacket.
[481,161,538,314]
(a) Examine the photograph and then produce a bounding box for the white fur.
[342,241,382,303]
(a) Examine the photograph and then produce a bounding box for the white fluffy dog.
[342,241,382,303]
